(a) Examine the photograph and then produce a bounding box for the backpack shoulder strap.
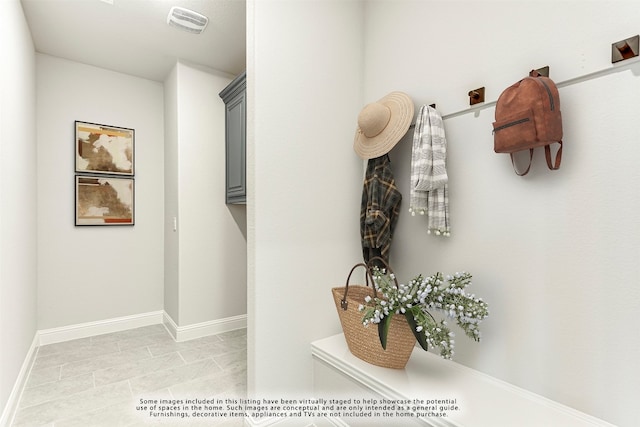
[545,141,563,170]
[510,149,534,176]
[511,142,562,175]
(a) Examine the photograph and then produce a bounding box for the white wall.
[164,61,246,327]
[363,1,640,426]
[247,0,364,396]
[0,0,37,420]
[36,54,165,329]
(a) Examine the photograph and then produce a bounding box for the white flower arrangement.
[359,268,489,360]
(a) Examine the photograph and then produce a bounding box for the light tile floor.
[12,325,247,427]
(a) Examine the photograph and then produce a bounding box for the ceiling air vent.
[167,6,209,34]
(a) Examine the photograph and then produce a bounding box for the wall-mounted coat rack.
[405,34,639,125]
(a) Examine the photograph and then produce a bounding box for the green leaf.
[405,309,429,351]
[378,314,393,350]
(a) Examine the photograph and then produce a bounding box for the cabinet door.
[225,87,246,204]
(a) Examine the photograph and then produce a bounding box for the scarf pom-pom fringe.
[410,207,450,236]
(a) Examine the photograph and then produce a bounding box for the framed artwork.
[75,176,134,225]
[75,121,134,176]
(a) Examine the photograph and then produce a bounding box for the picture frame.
[75,121,134,176]
[75,175,135,226]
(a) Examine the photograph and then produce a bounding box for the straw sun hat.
[354,91,414,159]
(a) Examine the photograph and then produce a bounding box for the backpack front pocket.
[493,108,537,153]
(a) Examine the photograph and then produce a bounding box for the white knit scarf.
[409,105,450,236]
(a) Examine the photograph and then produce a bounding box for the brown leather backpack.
[493,70,563,176]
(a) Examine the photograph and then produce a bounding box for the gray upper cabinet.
[219,71,246,204]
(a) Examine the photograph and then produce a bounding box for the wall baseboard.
[0,334,39,427]
[37,311,165,346]
[164,312,247,342]
[163,311,179,340]
[38,311,248,345]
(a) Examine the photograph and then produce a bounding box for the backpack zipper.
[537,78,555,111]
[493,117,530,133]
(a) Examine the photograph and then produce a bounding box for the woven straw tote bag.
[332,259,416,369]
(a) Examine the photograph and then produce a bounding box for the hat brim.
[354,91,414,159]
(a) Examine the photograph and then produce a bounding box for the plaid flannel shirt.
[360,155,402,265]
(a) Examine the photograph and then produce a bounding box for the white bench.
[311,334,614,427]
